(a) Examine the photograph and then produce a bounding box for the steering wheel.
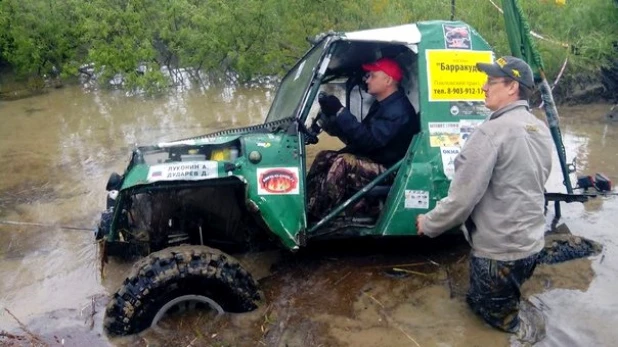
[301,92,340,145]
[301,111,327,145]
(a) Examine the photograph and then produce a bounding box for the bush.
[0,0,616,93]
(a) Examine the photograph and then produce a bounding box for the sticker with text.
[147,161,219,182]
[449,101,490,117]
[459,119,485,146]
[429,122,460,147]
[426,50,493,102]
[440,147,461,180]
[257,167,300,195]
[404,190,429,209]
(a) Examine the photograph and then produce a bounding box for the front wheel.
[104,245,261,336]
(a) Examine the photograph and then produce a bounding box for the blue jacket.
[333,90,419,167]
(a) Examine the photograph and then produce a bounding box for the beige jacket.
[423,100,553,261]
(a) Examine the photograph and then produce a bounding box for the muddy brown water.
[0,87,617,347]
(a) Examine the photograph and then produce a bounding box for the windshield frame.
[264,39,329,124]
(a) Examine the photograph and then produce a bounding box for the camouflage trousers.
[306,150,387,221]
[466,253,539,332]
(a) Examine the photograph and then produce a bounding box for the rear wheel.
[104,245,261,336]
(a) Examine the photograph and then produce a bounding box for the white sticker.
[440,147,460,180]
[459,119,484,146]
[428,122,461,147]
[257,167,300,195]
[429,122,460,134]
[405,190,430,209]
[147,161,219,182]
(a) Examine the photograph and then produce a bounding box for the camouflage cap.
[477,56,534,89]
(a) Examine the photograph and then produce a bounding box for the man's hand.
[416,214,426,236]
[318,93,343,117]
[317,111,337,136]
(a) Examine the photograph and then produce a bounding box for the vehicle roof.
[342,24,422,45]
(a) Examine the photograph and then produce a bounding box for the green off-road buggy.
[96,20,600,335]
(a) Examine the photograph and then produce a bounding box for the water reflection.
[530,103,618,347]
[0,85,274,337]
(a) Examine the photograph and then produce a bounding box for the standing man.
[417,56,552,341]
[307,57,419,221]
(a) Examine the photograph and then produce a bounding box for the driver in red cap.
[307,57,419,221]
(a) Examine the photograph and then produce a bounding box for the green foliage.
[0,0,616,91]
[0,0,83,78]
[462,0,618,78]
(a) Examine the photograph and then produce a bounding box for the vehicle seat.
[349,184,391,219]
[346,73,374,122]
[365,185,392,198]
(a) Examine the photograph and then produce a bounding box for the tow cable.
[0,220,93,231]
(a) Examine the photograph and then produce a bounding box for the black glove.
[318,93,343,117]
[317,111,339,136]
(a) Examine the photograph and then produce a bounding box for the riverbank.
[553,62,618,105]
[0,72,65,101]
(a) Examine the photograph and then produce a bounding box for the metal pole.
[451,0,456,20]
[538,74,573,194]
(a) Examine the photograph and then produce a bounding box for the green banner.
[501,0,545,77]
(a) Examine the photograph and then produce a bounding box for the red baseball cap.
[362,57,403,82]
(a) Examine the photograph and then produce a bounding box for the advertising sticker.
[404,190,430,209]
[429,122,460,147]
[147,161,219,182]
[443,24,472,49]
[449,101,491,117]
[459,119,485,146]
[257,167,300,195]
[440,147,460,180]
[426,50,493,102]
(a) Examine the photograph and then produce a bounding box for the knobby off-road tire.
[538,234,602,265]
[104,245,261,336]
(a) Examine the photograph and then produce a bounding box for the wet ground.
[0,87,617,347]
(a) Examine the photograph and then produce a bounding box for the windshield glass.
[264,41,327,123]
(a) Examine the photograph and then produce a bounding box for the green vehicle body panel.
[106,20,498,251]
[239,133,306,249]
[121,164,150,189]
[375,21,492,235]
[115,132,307,250]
